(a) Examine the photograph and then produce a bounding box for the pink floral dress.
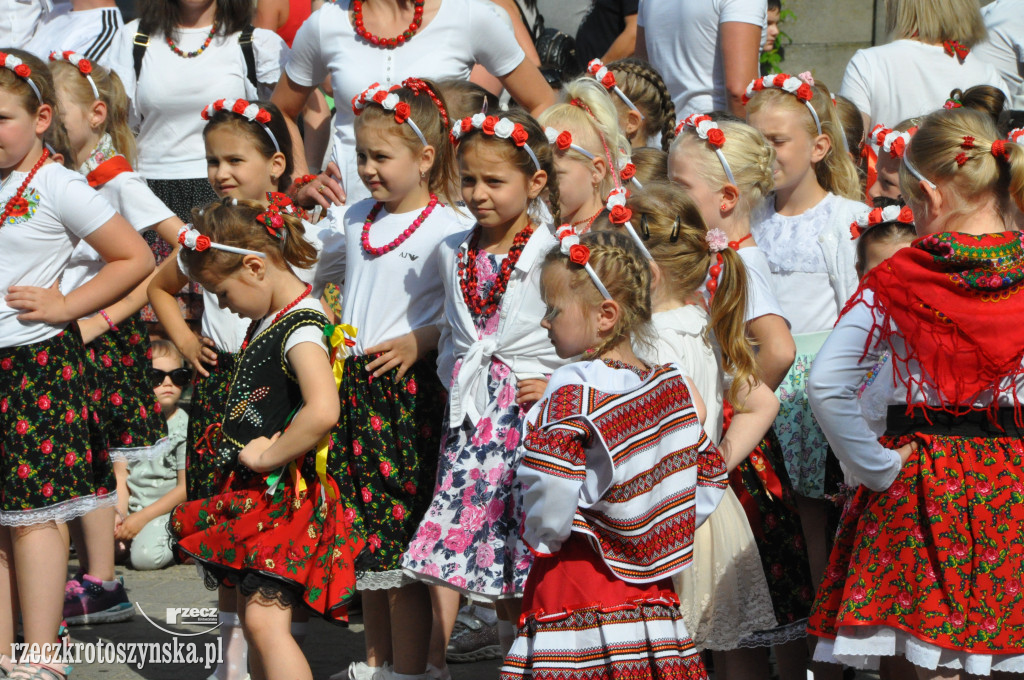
[402,253,532,599]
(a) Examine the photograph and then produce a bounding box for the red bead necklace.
[570,207,603,235]
[0,148,49,229]
[728,233,753,250]
[361,193,438,256]
[240,284,313,351]
[167,24,217,58]
[352,0,425,49]
[457,224,534,318]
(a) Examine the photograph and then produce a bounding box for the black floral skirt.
[185,351,237,500]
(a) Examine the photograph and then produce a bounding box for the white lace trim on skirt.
[109,436,171,463]
[357,568,414,590]
[0,491,118,526]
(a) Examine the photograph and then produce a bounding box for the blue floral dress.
[402,253,532,599]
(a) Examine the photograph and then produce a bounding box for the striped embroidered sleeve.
[694,424,729,529]
[518,419,591,556]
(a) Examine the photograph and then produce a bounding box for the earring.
[720,203,728,211]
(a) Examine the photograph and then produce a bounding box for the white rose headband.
[585,59,643,119]
[850,204,914,239]
[177,225,266,258]
[450,114,540,171]
[870,123,917,159]
[676,113,736,185]
[555,225,612,300]
[202,98,280,153]
[743,73,821,136]
[545,126,595,161]
[0,51,42,103]
[49,51,99,100]
[353,82,428,147]
[605,187,653,260]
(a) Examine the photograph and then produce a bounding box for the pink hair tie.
[797,71,815,86]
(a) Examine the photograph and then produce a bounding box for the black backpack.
[132,24,259,90]
[510,1,578,88]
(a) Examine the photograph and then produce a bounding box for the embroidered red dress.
[171,307,363,622]
[806,231,1024,675]
[500,360,729,680]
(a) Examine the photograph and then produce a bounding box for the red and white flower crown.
[586,59,643,119]
[544,127,595,160]
[0,51,41,103]
[451,114,540,170]
[49,50,98,100]
[850,204,914,239]
[605,187,652,260]
[202,99,280,153]
[555,225,612,299]
[1008,128,1024,144]
[743,73,821,135]
[178,225,266,258]
[676,113,736,185]
[352,82,429,147]
[870,124,917,159]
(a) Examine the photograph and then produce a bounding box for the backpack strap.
[239,25,258,91]
[132,29,150,80]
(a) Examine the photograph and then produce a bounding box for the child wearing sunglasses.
[113,340,190,570]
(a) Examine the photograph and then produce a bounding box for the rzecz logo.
[166,607,218,626]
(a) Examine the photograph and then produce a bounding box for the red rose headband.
[450,114,540,171]
[605,187,653,260]
[0,52,42,103]
[177,225,266,258]
[676,113,736,185]
[202,98,280,153]
[49,50,98,100]
[849,204,914,239]
[870,123,917,159]
[586,59,643,119]
[544,126,595,160]
[744,73,821,136]
[256,192,304,240]
[555,226,612,300]
[353,81,431,147]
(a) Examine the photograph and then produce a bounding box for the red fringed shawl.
[841,230,1024,423]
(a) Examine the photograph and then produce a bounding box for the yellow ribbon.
[313,323,358,502]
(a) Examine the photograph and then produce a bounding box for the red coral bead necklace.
[0,147,49,229]
[458,223,534,318]
[240,284,313,351]
[352,0,426,49]
[361,193,438,256]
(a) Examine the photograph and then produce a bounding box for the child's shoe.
[63,574,134,625]
[445,607,501,663]
[328,661,390,680]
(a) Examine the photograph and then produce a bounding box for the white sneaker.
[328,661,389,680]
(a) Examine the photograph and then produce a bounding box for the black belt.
[884,406,1024,438]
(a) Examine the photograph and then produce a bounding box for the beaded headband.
[555,225,612,300]
[870,123,917,159]
[0,52,42,103]
[743,73,821,136]
[585,59,643,119]
[202,99,280,153]
[544,127,595,160]
[401,77,449,129]
[606,187,653,260]
[49,51,98,100]
[850,204,914,239]
[178,225,266,258]
[450,114,540,171]
[353,82,428,147]
[676,113,736,185]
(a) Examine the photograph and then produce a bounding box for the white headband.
[49,51,99,100]
[201,99,281,153]
[556,226,612,300]
[586,59,644,120]
[677,114,736,185]
[451,113,541,171]
[744,74,821,136]
[902,147,936,190]
[177,225,266,258]
[0,52,41,103]
[545,126,595,160]
[353,83,427,147]
[606,188,653,260]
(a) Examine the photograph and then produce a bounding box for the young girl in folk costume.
[745,74,868,617]
[401,108,564,677]
[868,119,919,201]
[591,57,677,152]
[616,181,778,678]
[670,115,815,680]
[321,78,464,680]
[539,77,629,233]
[807,107,1024,680]
[501,230,728,680]
[50,50,183,625]
[0,49,153,680]
[170,199,362,680]
[147,97,307,680]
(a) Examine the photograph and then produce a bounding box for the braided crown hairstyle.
[607,58,677,151]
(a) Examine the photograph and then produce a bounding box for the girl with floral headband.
[609,182,780,679]
[400,107,564,679]
[600,57,677,152]
[147,96,319,680]
[0,48,153,680]
[746,76,870,628]
[316,77,465,680]
[50,50,185,627]
[501,229,728,680]
[807,106,1024,680]
[169,197,362,680]
[868,118,921,201]
[669,115,817,679]
[539,77,630,235]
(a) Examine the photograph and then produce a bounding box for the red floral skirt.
[809,432,1024,655]
[170,469,364,623]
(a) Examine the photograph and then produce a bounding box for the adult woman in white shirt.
[272,0,555,209]
[838,0,1006,133]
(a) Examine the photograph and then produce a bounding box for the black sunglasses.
[151,367,191,388]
